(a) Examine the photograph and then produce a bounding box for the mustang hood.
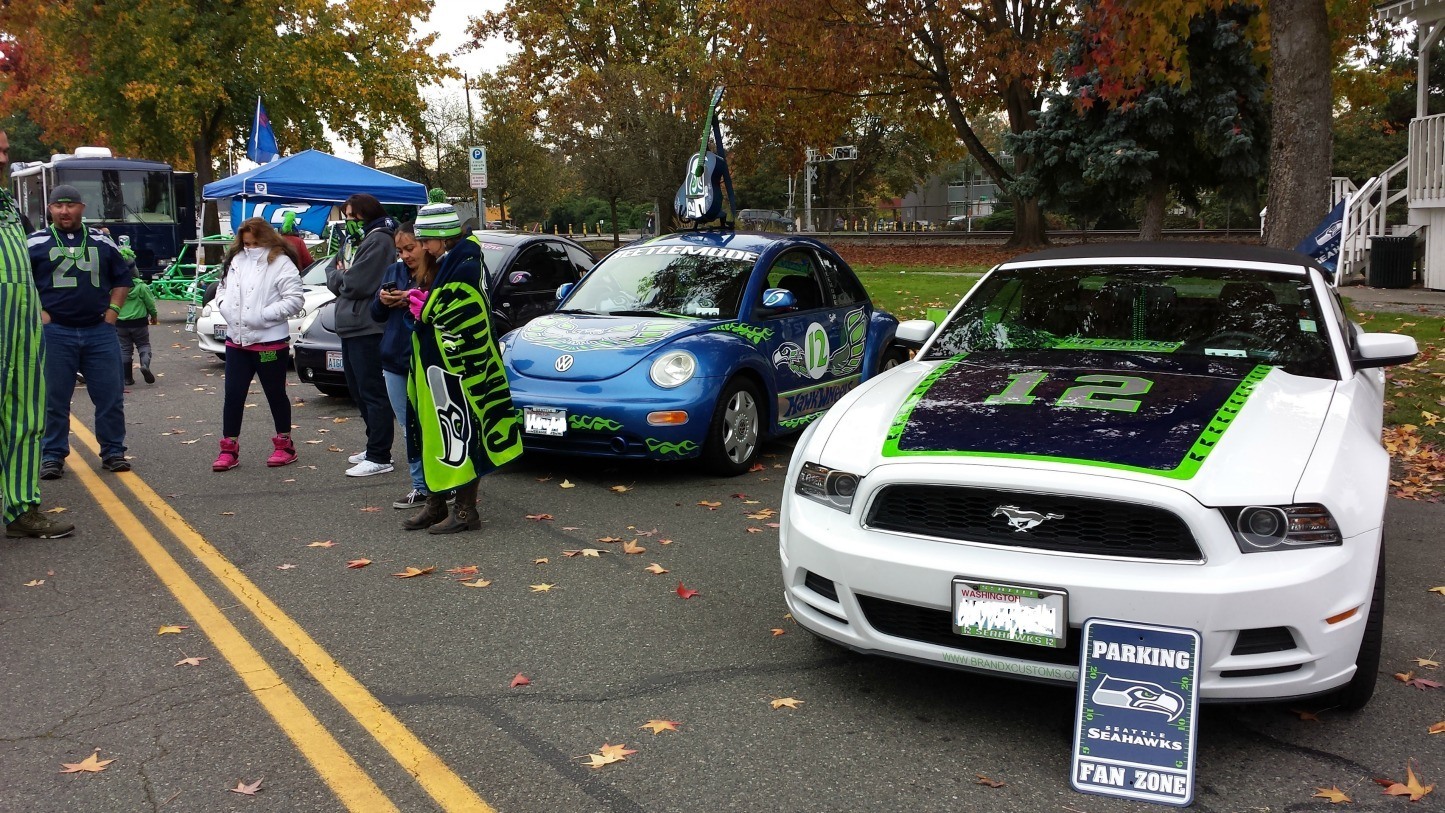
[820,351,1335,501]
[506,313,709,381]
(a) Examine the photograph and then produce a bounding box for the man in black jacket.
[326,193,395,477]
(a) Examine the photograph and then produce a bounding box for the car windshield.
[926,265,1337,378]
[561,248,754,318]
[300,258,330,286]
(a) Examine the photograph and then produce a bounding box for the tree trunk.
[193,132,222,262]
[1139,177,1169,241]
[1004,196,1048,248]
[609,196,620,247]
[1001,80,1048,248]
[1262,0,1332,248]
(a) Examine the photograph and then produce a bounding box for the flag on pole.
[248,97,278,164]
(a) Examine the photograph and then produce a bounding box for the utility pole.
[464,74,482,224]
[803,145,857,232]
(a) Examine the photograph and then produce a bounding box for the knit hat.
[281,211,297,235]
[415,203,461,238]
[48,185,84,205]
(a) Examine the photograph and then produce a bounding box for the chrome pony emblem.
[992,504,1064,532]
[554,354,575,372]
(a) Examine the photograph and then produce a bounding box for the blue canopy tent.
[202,149,428,234]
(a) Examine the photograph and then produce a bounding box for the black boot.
[429,480,480,534]
[123,362,134,386]
[402,493,449,531]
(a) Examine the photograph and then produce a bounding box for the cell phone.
[380,282,398,292]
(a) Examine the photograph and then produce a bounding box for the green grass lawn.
[1344,302,1445,438]
[857,270,981,321]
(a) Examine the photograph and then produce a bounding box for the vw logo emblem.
[554,354,575,372]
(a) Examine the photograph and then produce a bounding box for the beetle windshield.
[562,249,753,318]
[926,266,1337,378]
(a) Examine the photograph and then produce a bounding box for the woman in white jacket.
[211,217,305,471]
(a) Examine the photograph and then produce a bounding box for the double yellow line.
[70,421,495,813]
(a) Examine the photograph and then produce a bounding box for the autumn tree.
[724,0,1069,247]
[472,75,565,228]
[0,0,448,234]
[1013,3,1267,240]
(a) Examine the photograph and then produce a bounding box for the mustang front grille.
[865,485,1202,561]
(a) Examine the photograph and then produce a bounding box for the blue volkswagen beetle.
[499,231,904,475]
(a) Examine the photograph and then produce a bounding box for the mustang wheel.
[1324,545,1385,711]
[702,378,762,476]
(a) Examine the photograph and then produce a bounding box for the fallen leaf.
[510,673,530,687]
[1396,670,1416,683]
[560,479,575,488]
[771,628,786,636]
[393,566,435,579]
[157,625,189,635]
[533,558,549,565]
[59,750,115,774]
[597,536,623,543]
[1430,586,1445,595]
[659,538,673,545]
[304,439,323,444]
[731,492,749,499]
[770,697,803,710]
[622,540,645,554]
[644,563,668,574]
[526,513,555,521]
[181,439,200,444]
[1416,657,1441,669]
[765,522,781,529]
[581,752,623,769]
[1428,721,1445,734]
[697,500,721,509]
[175,656,208,667]
[346,559,372,569]
[307,540,337,548]
[360,506,382,513]
[610,485,632,493]
[327,445,344,452]
[530,583,556,592]
[332,417,349,424]
[640,720,679,735]
[23,579,44,587]
[676,582,699,599]
[276,563,297,570]
[1290,708,1322,722]
[975,774,1006,788]
[748,462,766,472]
[446,565,480,576]
[220,511,235,516]
[1312,786,1350,803]
[535,475,552,482]
[43,506,67,514]
[1407,677,1442,690]
[746,528,763,534]
[460,578,492,588]
[229,778,263,795]
[1380,762,1434,801]
[598,743,637,760]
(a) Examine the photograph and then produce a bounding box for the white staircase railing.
[1338,156,1410,280]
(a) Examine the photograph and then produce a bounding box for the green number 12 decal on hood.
[984,371,1154,414]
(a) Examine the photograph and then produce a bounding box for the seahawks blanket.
[408,235,523,491]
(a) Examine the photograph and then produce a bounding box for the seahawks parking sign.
[1071,619,1200,806]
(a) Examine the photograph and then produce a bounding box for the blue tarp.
[201,149,427,205]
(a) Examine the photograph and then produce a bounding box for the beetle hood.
[505,313,715,381]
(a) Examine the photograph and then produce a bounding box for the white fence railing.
[1339,156,1410,279]
[1409,112,1445,204]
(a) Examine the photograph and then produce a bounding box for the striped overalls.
[0,192,44,524]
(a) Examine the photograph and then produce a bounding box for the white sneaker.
[347,452,367,464]
[346,460,394,477]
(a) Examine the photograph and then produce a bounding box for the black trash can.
[1368,235,1417,288]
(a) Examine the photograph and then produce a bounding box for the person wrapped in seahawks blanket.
[403,202,522,533]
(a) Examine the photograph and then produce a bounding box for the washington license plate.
[212,325,226,340]
[326,351,344,372]
[952,578,1068,648]
[524,407,566,436]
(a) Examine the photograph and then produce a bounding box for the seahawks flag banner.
[248,97,278,164]
[408,235,523,492]
[1294,199,1345,273]
[1071,619,1200,806]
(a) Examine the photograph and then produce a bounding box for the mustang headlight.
[796,462,862,513]
[650,350,697,388]
[298,307,319,334]
[1223,504,1341,552]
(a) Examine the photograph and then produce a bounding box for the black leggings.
[223,345,291,438]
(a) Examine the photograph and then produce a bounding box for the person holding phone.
[370,221,435,510]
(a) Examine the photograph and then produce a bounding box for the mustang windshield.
[926,266,1337,378]
[563,250,753,319]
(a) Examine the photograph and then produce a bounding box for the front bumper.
[779,461,1379,702]
[507,374,721,461]
[294,341,346,387]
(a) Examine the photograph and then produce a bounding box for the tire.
[879,345,908,372]
[701,378,762,476]
[214,352,225,361]
[1321,546,1385,711]
[316,384,351,398]
[202,281,219,306]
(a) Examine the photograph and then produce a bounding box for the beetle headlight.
[1223,504,1341,552]
[649,350,697,388]
[200,304,213,318]
[795,462,862,513]
[298,308,319,334]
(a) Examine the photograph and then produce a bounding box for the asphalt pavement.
[1,302,1442,813]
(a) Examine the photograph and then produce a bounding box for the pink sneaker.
[213,438,240,471]
[267,434,297,467]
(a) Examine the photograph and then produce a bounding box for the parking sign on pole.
[469,146,488,189]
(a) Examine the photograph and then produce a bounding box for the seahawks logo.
[1091,676,1185,722]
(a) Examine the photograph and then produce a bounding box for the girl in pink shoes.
[211,217,305,471]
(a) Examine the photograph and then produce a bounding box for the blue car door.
[757,248,861,429]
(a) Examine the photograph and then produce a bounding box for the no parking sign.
[1071,619,1200,806]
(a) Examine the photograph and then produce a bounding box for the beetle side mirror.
[555,282,574,301]
[756,287,797,318]
[1351,332,1418,370]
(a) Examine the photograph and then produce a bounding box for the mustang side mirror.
[893,319,937,349]
[1352,332,1418,370]
[555,282,574,301]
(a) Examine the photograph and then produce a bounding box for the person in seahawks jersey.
[29,185,132,478]
[0,129,73,538]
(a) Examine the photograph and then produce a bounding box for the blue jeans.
[384,369,426,492]
[43,321,126,461]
